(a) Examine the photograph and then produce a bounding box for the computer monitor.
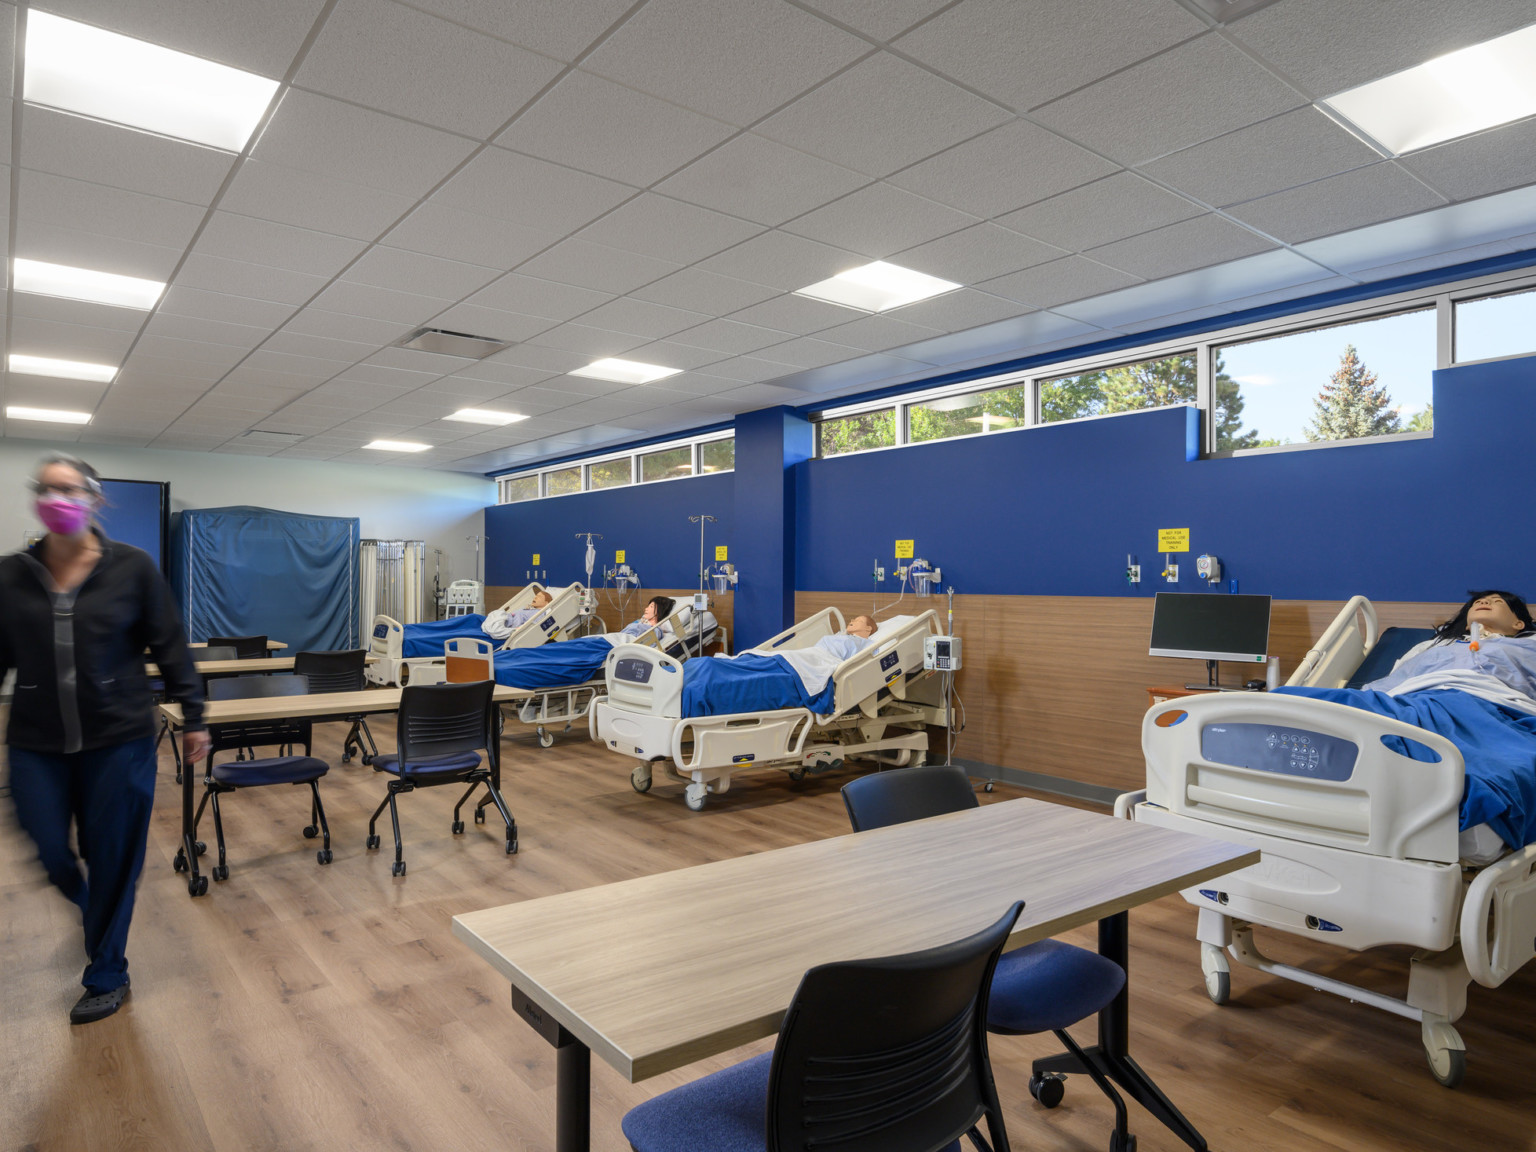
[1149,592,1271,664]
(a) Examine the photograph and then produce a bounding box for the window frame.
[495,431,733,505]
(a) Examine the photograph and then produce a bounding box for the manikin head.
[846,615,877,639]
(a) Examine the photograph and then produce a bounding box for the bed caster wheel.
[452,820,465,835]
[173,850,188,873]
[983,781,994,793]
[317,849,333,865]
[366,834,381,850]
[1201,942,1231,1005]
[392,861,407,877]
[684,784,708,812]
[189,875,208,897]
[211,864,229,882]
[910,753,927,768]
[195,841,207,856]
[1109,1132,1137,1152]
[1423,1018,1466,1087]
[303,824,319,839]
[631,766,652,793]
[787,767,808,781]
[1028,1072,1065,1108]
[474,808,486,824]
[537,727,554,748]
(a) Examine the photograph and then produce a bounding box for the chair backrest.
[293,648,368,693]
[842,765,978,832]
[198,646,239,662]
[397,680,495,763]
[208,634,268,659]
[767,901,1022,1152]
[206,673,312,754]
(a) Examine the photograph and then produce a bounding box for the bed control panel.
[614,658,653,684]
[1201,722,1357,782]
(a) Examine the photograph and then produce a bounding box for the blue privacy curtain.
[172,506,360,652]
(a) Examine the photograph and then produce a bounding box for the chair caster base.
[452,820,465,834]
[211,864,229,882]
[317,849,333,865]
[303,825,319,839]
[1110,1131,1137,1152]
[195,841,207,856]
[506,836,518,855]
[392,861,407,877]
[188,875,208,897]
[366,834,381,850]
[1029,1072,1065,1108]
[474,808,486,824]
[173,850,189,873]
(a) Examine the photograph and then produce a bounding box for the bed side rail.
[832,611,941,717]
[672,709,815,772]
[501,583,586,649]
[603,642,686,718]
[496,581,548,614]
[1461,843,1536,988]
[1143,692,1462,862]
[753,606,845,654]
[1288,595,1378,688]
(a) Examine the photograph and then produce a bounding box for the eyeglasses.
[31,481,98,499]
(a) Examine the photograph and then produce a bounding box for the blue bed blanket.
[681,653,838,718]
[1276,686,1536,849]
[401,614,489,658]
[492,636,613,689]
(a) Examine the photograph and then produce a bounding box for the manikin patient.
[620,596,677,640]
[500,589,553,630]
[1360,590,1536,709]
[813,614,877,661]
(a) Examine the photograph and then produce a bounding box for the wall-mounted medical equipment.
[708,562,738,595]
[923,635,962,671]
[1126,553,1141,585]
[1162,555,1179,583]
[1196,553,1222,585]
[906,557,941,597]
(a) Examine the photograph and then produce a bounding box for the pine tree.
[1305,344,1401,442]
[1406,404,1434,433]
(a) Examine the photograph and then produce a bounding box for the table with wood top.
[188,640,288,650]
[160,685,521,897]
[454,798,1258,1152]
[148,655,378,676]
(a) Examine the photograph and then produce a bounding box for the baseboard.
[950,756,1121,807]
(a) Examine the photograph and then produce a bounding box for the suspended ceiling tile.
[118,355,226,382]
[194,212,368,277]
[524,322,648,358]
[1032,33,1307,166]
[139,312,272,350]
[496,70,736,187]
[616,339,729,372]
[242,349,357,381]
[364,347,465,376]
[885,119,1119,219]
[979,255,1144,309]
[685,355,802,383]
[782,182,978,259]
[259,330,381,363]
[880,287,1032,331]
[893,0,1204,112]
[307,280,457,325]
[573,297,713,340]
[793,0,952,41]
[278,308,413,345]
[382,202,560,270]
[15,220,184,281]
[1224,164,1448,245]
[159,287,298,329]
[1139,107,1382,210]
[17,169,205,250]
[402,0,633,60]
[893,311,1102,368]
[341,246,501,299]
[749,335,863,370]
[295,0,564,137]
[581,0,867,128]
[463,274,614,322]
[996,172,1209,253]
[12,293,146,332]
[426,302,557,343]
[174,253,333,305]
[513,238,681,295]
[632,268,781,315]
[219,159,419,242]
[573,194,764,264]
[669,317,798,356]
[1087,214,1277,281]
[491,342,594,375]
[812,312,945,353]
[132,335,248,369]
[432,147,637,233]
[694,230,863,292]
[654,132,871,227]
[332,361,445,388]
[647,371,742,396]
[1400,117,1536,203]
[765,352,934,395]
[893,222,1067,285]
[20,106,235,206]
[253,89,478,200]
[726,293,853,336]
[756,52,1011,178]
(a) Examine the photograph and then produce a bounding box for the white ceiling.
[3,0,1535,473]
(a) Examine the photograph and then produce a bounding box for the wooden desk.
[1147,684,1217,707]
[455,799,1257,1152]
[148,655,377,676]
[190,640,288,650]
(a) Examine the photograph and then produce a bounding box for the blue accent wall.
[795,353,1535,602]
[485,472,733,590]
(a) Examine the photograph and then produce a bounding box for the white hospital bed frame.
[590,607,945,810]
[365,582,589,687]
[1123,596,1536,1087]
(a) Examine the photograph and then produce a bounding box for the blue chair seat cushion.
[211,755,329,787]
[372,750,482,779]
[986,938,1126,1035]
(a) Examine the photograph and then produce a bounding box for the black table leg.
[514,986,591,1152]
[1031,911,1208,1151]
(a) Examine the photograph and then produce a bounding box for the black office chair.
[208,634,269,658]
[842,766,1135,1152]
[366,680,516,876]
[163,645,239,785]
[293,648,377,764]
[621,901,1023,1152]
[188,674,333,884]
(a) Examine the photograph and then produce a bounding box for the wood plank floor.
[2,719,1533,1152]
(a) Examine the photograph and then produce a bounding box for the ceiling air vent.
[240,429,303,447]
[396,327,513,359]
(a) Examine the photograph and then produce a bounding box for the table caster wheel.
[361,754,374,766]
[303,824,319,839]
[317,849,333,865]
[474,808,486,824]
[537,727,554,748]
[631,765,652,793]
[1028,1072,1065,1109]
[392,861,407,877]
[452,820,465,834]
[506,836,518,855]
[190,875,208,897]
[173,850,188,873]
[211,864,229,882]
[366,834,381,850]
[195,841,207,856]
[1109,1132,1137,1152]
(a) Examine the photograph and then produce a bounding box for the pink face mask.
[36,493,92,536]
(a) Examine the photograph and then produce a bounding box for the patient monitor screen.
[1149,592,1271,663]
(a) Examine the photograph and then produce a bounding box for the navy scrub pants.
[7,736,157,995]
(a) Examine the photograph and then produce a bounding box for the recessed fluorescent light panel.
[570,358,682,385]
[795,261,961,313]
[364,439,431,452]
[445,408,529,425]
[6,405,92,424]
[24,11,280,152]
[14,258,166,310]
[9,353,118,382]
[1320,23,1536,155]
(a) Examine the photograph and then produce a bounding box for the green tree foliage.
[818,409,896,456]
[908,385,1029,442]
[1305,344,1402,442]
[1406,404,1434,433]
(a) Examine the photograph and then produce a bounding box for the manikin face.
[532,591,552,608]
[1468,595,1525,636]
[643,602,660,624]
[846,616,875,639]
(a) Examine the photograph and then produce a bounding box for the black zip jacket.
[0,531,206,753]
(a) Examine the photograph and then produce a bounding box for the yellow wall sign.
[894,539,915,559]
[532,553,540,565]
[1158,528,1190,553]
[715,545,728,561]
[615,550,626,563]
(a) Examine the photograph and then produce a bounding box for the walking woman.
[1,454,209,1023]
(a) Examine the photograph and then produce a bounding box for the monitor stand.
[1185,659,1220,691]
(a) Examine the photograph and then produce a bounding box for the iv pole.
[688,514,717,659]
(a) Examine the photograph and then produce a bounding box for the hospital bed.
[1121,596,1536,1087]
[365,582,588,687]
[590,608,944,810]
